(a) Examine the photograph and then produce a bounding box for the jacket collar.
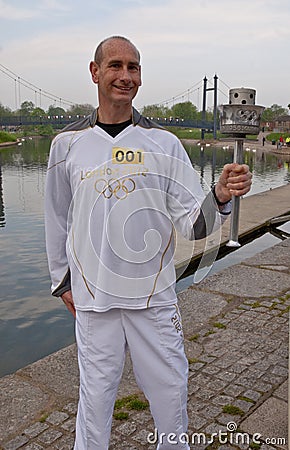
[89,107,141,127]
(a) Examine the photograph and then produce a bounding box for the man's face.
[90,39,142,107]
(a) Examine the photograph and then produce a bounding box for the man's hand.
[215,163,252,204]
[61,290,76,318]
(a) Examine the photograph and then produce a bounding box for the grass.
[113,394,149,420]
[167,127,260,141]
[204,330,215,336]
[269,301,278,310]
[189,333,199,341]
[113,411,129,420]
[249,442,261,449]
[213,322,226,329]
[168,127,216,140]
[222,404,244,416]
[251,301,262,308]
[114,394,149,411]
[0,131,18,144]
[266,132,290,142]
[187,357,200,364]
[39,412,49,423]
[278,305,290,316]
[237,395,255,404]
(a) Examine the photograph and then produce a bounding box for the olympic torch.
[219,88,264,247]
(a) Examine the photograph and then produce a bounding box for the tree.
[19,101,35,116]
[31,107,46,117]
[141,104,172,118]
[47,105,67,117]
[0,103,13,117]
[36,124,55,136]
[171,102,198,120]
[262,104,289,122]
[196,108,215,122]
[67,104,95,116]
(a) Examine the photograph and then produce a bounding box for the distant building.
[260,115,290,133]
[273,115,290,133]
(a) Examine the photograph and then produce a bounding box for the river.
[0,137,289,377]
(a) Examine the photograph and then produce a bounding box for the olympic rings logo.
[237,109,258,122]
[94,177,136,200]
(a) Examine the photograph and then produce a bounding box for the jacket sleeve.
[166,140,231,240]
[45,136,72,297]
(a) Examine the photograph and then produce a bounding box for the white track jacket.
[45,108,230,311]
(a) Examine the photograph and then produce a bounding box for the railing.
[0,115,217,130]
[0,115,84,127]
[150,117,217,130]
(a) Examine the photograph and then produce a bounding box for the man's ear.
[89,61,99,84]
[139,65,142,87]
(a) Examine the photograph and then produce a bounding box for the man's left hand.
[215,163,252,204]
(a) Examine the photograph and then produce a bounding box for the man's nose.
[119,66,131,82]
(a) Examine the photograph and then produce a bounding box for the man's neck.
[97,104,132,124]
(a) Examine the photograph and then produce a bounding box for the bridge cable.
[156,79,203,107]
[0,63,77,108]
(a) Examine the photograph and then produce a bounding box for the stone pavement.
[0,238,289,450]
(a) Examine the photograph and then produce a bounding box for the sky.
[1,0,290,113]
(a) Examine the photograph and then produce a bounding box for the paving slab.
[16,345,79,401]
[0,375,50,442]
[17,343,140,403]
[274,380,288,402]
[194,264,290,298]
[240,397,288,449]
[242,240,290,268]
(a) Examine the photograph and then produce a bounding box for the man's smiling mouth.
[115,85,132,91]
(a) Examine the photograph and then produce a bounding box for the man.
[45,36,252,449]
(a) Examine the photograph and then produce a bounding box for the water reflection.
[0,138,289,377]
[0,162,5,227]
[0,138,75,377]
[184,144,290,195]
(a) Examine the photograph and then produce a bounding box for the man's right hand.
[61,290,76,318]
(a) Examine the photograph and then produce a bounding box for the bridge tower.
[201,74,218,140]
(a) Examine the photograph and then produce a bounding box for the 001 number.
[112,147,144,164]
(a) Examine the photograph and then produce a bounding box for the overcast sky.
[1,0,290,112]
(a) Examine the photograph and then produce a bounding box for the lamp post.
[220,88,264,247]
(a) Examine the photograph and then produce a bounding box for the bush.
[36,124,55,136]
[0,131,18,144]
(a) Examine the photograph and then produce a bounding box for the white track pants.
[74,305,189,450]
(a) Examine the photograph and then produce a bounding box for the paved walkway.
[0,236,289,450]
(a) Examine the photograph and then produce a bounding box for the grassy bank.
[266,132,290,142]
[166,127,260,141]
[0,131,18,144]
[167,127,214,140]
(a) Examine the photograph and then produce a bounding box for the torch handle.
[227,139,244,247]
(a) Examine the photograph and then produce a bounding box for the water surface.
[0,138,289,377]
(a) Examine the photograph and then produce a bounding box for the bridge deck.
[0,115,215,129]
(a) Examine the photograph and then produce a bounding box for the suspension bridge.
[0,63,230,131]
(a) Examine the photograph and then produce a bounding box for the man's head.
[89,36,142,111]
[93,36,141,66]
